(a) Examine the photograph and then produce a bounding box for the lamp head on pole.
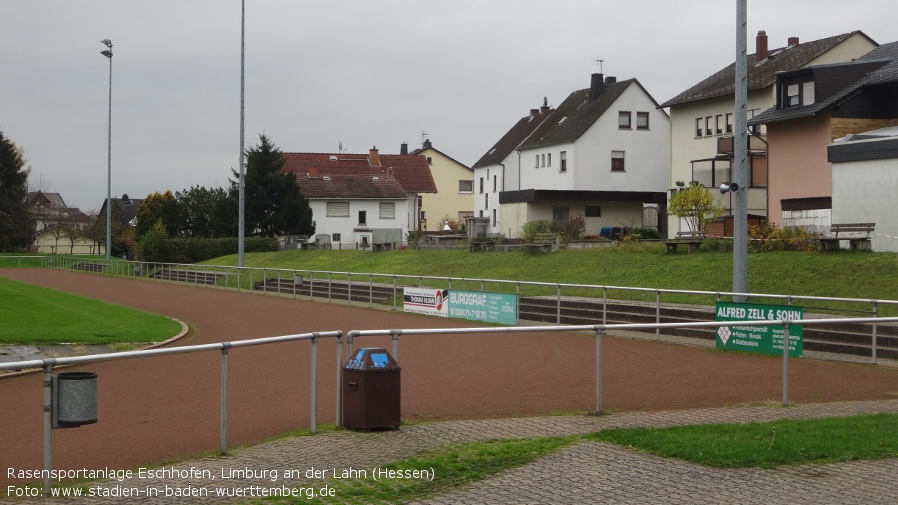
[100,39,112,58]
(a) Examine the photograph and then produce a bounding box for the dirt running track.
[3,269,898,487]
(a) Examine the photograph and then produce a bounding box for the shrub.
[521,220,552,243]
[748,223,817,252]
[627,227,662,240]
[550,215,586,244]
[701,237,733,252]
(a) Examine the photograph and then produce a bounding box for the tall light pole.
[733,1,748,301]
[238,0,246,267]
[101,39,113,262]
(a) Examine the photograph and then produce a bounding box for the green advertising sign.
[447,290,517,325]
[715,302,803,357]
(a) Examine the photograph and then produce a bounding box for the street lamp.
[100,39,113,261]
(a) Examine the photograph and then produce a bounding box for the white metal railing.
[346,316,898,418]
[28,256,898,364]
[0,330,342,494]
[6,255,898,363]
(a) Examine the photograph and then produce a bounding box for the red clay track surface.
[3,269,898,487]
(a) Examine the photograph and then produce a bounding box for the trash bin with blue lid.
[342,348,400,430]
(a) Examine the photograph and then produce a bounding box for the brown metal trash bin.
[342,348,401,430]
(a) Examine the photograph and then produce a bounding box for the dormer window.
[787,84,800,106]
[782,79,815,108]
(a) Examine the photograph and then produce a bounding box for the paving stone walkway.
[5,399,898,504]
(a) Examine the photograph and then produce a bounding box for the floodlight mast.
[101,39,113,262]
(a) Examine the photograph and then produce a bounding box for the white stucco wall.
[309,198,410,249]
[518,83,670,193]
[832,157,898,252]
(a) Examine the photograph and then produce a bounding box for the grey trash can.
[53,372,98,429]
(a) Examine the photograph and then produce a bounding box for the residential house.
[98,194,144,228]
[472,99,555,237]
[406,139,474,231]
[282,147,436,248]
[749,41,898,230]
[828,127,898,252]
[27,191,93,253]
[474,74,670,238]
[660,30,876,237]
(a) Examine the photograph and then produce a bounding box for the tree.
[175,185,233,238]
[134,190,178,240]
[230,134,314,238]
[668,181,725,232]
[0,130,32,251]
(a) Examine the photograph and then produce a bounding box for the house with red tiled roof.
[282,147,436,248]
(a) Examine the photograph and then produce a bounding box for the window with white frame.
[379,202,395,219]
[326,201,350,217]
[458,180,473,193]
[560,151,567,172]
[535,155,539,168]
[547,153,551,167]
[695,118,703,137]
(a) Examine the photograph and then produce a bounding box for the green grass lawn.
[205,246,898,314]
[264,413,898,504]
[0,276,182,345]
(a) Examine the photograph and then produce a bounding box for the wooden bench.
[469,239,495,252]
[818,223,875,252]
[664,231,706,253]
[523,233,559,253]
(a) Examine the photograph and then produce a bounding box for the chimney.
[540,96,550,114]
[122,194,130,204]
[604,76,616,84]
[788,36,799,46]
[309,166,317,178]
[530,108,539,116]
[589,73,605,101]
[756,30,768,61]
[400,142,408,155]
[369,146,380,167]
[422,138,432,149]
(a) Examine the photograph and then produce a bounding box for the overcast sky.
[2,1,895,211]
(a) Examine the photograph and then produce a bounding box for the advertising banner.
[402,288,517,324]
[715,302,803,357]
[448,290,518,325]
[402,287,448,317]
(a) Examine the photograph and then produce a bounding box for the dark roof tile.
[661,31,871,107]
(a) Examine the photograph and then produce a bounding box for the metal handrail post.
[348,273,353,306]
[656,290,661,339]
[336,333,344,426]
[595,327,603,413]
[556,284,561,324]
[42,362,54,495]
[220,345,230,454]
[310,334,318,433]
[391,330,400,360]
[782,321,790,406]
[872,301,879,364]
[602,287,608,325]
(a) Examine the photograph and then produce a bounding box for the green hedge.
[140,233,278,263]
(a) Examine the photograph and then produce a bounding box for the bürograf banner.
[402,288,517,324]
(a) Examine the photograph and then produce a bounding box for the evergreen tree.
[0,130,32,251]
[230,134,314,237]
